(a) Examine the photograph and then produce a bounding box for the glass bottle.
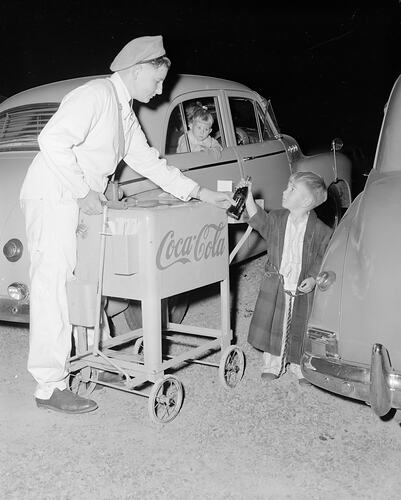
[227,176,251,220]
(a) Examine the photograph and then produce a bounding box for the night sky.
[1,1,400,184]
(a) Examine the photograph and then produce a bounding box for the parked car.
[301,73,401,418]
[0,73,351,326]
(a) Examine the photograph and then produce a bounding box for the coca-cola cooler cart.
[67,199,246,423]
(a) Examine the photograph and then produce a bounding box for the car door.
[162,92,261,262]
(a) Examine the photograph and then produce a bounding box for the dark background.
[1,0,400,191]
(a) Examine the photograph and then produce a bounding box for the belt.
[264,260,304,298]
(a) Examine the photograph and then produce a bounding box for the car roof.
[0,73,253,112]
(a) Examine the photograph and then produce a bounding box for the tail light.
[305,328,339,359]
[3,239,23,262]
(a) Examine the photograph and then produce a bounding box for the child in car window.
[177,105,223,155]
[241,172,333,385]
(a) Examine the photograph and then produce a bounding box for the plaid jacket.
[247,207,333,363]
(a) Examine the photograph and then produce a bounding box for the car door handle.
[242,156,255,161]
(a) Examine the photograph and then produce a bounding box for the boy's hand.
[298,277,316,294]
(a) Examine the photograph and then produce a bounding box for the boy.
[243,172,333,383]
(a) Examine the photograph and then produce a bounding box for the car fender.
[307,193,361,338]
[294,151,351,197]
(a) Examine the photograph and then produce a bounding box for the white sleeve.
[124,122,197,201]
[37,84,104,198]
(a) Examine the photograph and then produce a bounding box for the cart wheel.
[133,337,144,357]
[148,375,184,424]
[69,367,99,397]
[218,346,245,388]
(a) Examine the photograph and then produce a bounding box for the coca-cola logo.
[156,222,226,270]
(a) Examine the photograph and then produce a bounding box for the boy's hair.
[290,171,327,208]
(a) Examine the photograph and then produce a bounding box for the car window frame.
[218,90,256,147]
[228,95,261,146]
[163,92,226,156]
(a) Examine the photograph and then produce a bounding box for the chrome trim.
[370,344,392,416]
[0,103,58,151]
[8,282,29,301]
[307,327,336,341]
[3,238,23,262]
[316,271,336,291]
[301,344,401,416]
[0,297,29,323]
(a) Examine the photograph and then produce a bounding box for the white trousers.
[262,293,303,379]
[22,198,79,399]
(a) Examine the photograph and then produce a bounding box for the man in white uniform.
[20,35,232,414]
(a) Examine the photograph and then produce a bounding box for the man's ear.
[131,65,142,80]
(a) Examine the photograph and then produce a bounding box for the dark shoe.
[35,388,98,414]
[298,378,312,387]
[95,371,124,390]
[261,372,278,381]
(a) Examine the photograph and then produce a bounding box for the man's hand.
[298,277,316,294]
[77,189,107,215]
[199,188,233,209]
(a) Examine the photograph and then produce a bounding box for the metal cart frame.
[67,204,250,423]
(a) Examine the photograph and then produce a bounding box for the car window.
[228,97,275,145]
[0,103,58,151]
[166,97,224,154]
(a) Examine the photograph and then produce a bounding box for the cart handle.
[92,205,109,353]
[229,225,253,264]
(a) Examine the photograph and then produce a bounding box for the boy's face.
[190,119,212,142]
[282,180,312,211]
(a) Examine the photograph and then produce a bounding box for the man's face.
[282,180,312,210]
[190,119,212,142]
[128,63,168,103]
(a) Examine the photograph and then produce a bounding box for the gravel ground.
[1,255,401,500]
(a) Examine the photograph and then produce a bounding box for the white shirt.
[20,72,197,201]
[279,213,309,291]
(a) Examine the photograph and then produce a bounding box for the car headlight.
[316,271,336,291]
[3,239,23,262]
[8,282,29,301]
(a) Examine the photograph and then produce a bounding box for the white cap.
[110,35,166,71]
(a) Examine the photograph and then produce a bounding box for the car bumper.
[0,297,29,323]
[301,343,401,416]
